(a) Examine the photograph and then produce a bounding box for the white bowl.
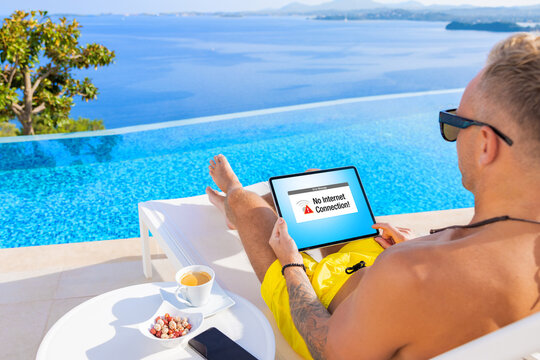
[138,301,204,348]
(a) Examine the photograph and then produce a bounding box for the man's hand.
[269,217,303,265]
[372,222,415,249]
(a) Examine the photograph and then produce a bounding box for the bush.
[33,116,105,134]
[0,122,18,137]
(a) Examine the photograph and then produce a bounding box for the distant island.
[314,10,450,22]
[446,21,539,32]
[28,0,540,27]
[311,7,540,25]
[282,1,540,25]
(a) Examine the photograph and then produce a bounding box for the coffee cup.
[175,265,215,307]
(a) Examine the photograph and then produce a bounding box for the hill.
[271,1,540,23]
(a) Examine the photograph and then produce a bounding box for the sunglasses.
[439,109,513,146]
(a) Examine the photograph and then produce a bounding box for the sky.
[1,0,539,14]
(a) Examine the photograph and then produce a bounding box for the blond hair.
[480,33,540,154]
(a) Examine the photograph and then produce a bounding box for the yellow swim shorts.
[260,237,384,359]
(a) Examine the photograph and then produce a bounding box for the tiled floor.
[0,237,177,360]
[0,207,475,359]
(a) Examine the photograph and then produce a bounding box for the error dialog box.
[287,182,358,223]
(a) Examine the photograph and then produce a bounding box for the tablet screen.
[269,167,378,251]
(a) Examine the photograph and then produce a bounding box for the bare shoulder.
[366,238,446,286]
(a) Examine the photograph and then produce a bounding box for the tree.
[0,10,115,135]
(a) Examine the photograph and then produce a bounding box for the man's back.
[376,221,540,359]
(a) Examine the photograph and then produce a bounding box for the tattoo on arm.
[286,268,331,360]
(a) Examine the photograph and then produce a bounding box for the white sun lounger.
[138,181,540,360]
[433,311,540,360]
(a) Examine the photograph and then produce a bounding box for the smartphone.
[188,327,258,360]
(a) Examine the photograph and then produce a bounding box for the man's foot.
[206,186,236,230]
[209,154,242,193]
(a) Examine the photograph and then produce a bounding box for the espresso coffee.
[180,271,212,286]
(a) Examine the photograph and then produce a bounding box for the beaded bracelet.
[281,263,306,276]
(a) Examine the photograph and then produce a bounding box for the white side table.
[37,282,275,360]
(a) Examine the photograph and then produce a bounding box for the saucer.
[159,281,235,318]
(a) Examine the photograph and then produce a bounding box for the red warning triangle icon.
[304,205,314,214]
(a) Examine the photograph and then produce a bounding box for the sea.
[66,15,511,128]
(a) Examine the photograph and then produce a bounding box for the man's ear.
[478,126,500,166]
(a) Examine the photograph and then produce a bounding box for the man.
[205,33,540,359]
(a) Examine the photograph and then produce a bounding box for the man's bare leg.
[207,189,277,229]
[206,154,278,282]
[262,193,275,208]
[206,187,237,230]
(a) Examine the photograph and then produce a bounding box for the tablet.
[269,166,378,251]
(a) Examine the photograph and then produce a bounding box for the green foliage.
[33,115,105,134]
[0,10,115,135]
[0,116,104,136]
[0,121,17,136]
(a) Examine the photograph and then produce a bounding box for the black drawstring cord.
[342,217,540,275]
[345,261,366,274]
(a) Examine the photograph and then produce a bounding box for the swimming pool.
[0,89,473,248]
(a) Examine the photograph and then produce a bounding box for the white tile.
[0,300,53,360]
[54,261,151,299]
[0,270,61,305]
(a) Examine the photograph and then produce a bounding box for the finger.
[373,223,392,240]
[372,223,386,238]
[269,219,281,245]
[372,223,404,242]
[276,217,288,236]
[372,222,390,230]
[273,218,284,237]
[397,227,411,233]
[378,234,394,245]
[374,236,392,249]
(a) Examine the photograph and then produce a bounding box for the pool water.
[0,90,474,248]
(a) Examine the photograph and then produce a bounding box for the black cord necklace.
[429,215,540,234]
[344,215,540,275]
